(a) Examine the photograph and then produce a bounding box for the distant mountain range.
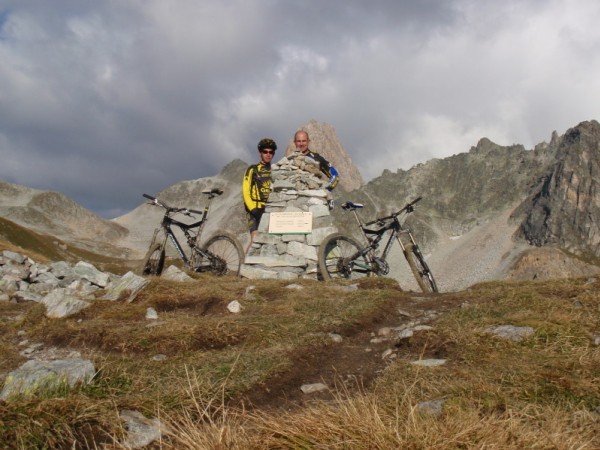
[2,120,599,291]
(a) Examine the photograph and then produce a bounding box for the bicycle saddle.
[202,188,223,195]
[341,201,364,210]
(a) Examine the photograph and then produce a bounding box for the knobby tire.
[141,243,165,276]
[318,233,370,280]
[200,233,244,276]
[403,243,438,293]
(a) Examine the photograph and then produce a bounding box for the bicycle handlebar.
[142,193,204,216]
[363,197,423,226]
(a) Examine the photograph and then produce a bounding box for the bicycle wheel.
[201,233,244,276]
[318,233,370,280]
[403,243,438,293]
[141,243,165,276]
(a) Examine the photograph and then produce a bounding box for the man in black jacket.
[293,130,339,191]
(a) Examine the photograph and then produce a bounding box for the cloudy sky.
[1,0,600,218]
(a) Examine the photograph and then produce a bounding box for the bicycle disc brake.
[337,257,354,278]
[204,251,228,275]
[372,257,389,275]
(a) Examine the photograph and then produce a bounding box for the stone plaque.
[268,212,313,234]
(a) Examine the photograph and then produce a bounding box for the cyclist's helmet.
[257,138,277,151]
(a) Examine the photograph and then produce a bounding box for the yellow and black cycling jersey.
[242,162,272,211]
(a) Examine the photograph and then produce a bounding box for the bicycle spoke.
[318,233,370,280]
[200,233,244,276]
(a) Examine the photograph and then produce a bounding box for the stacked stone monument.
[240,151,338,280]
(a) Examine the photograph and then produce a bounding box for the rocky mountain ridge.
[2,120,600,290]
[0,181,129,258]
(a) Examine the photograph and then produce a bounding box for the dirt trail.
[235,291,467,410]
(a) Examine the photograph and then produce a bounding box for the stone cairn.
[240,151,339,280]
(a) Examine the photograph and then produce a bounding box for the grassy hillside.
[1,273,598,448]
[0,217,136,274]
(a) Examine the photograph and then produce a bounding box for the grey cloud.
[1,0,600,217]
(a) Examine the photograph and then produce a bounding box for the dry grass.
[1,275,599,448]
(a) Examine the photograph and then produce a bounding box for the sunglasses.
[261,150,275,155]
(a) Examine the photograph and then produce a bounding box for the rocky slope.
[112,159,249,258]
[0,181,129,258]
[2,120,600,290]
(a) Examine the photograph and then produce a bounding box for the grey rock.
[300,382,328,394]
[72,261,110,287]
[306,226,337,246]
[0,278,18,293]
[240,265,279,279]
[49,261,70,279]
[276,270,301,280]
[1,358,95,400]
[28,282,58,295]
[41,289,91,318]
[328,333,343,343]
[332,284,359,292]
[227,300,242,313]
[2,265,31,281]
[20,342,43,356]
[416,399,446,417]
[287,241,318,260]
[484,325,534,342]
[145,307,158,320]
[120,409,166,449]
[2,250,26,264]
[103,271,149,303]
[33,271,61,287]
[14,290,43,302]
[244,285,257,300]
[244,255,307,268]
[161,265,193,282]
[410,359,447,367]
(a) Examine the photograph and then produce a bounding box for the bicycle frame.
[344,209,408,272]
[151,213,205,268]
[144,189,220,269]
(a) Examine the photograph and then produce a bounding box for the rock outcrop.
[284,120,364,192]
[0,249,149,317]
[516,121,600,258]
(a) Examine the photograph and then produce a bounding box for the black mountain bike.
[140,189,244,277]
[318,197,438,293]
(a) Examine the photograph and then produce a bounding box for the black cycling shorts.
[247,208,265,232]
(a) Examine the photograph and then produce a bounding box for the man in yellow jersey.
[242,138,277,253]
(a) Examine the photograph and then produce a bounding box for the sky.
[1,0,600,218]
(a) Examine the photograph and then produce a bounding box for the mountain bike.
[140,189,244,277]
[318,197,438,293]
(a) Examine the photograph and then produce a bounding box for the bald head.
[294,130,310,154]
